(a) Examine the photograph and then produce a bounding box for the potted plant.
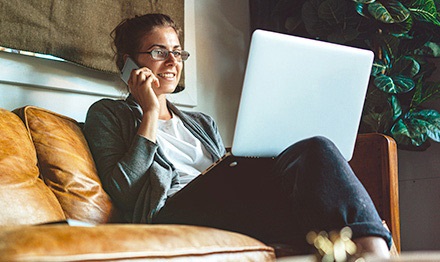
[262,0,440,150]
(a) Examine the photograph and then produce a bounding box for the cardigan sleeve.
[83,99,160,211]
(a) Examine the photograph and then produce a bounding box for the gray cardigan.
[83,95,226,223]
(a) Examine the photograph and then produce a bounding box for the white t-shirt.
[156,113,213,197]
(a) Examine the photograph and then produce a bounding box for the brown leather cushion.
[0,108,65,225]
[0,224,275,261]
[14,106,116,224]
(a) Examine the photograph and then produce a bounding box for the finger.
[134,67,153,77]
[137,69,156,80]
[130,67,150,83]
[132,71,149,86]
[146,74,160,88]
[136,69,159,87]
[129,69,140,87]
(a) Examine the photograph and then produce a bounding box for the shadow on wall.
[193,0,250,146]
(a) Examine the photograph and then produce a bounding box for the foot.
[353,236,390,259]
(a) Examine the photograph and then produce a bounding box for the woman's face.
[135,26,183,95]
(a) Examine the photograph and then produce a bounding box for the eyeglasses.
[138,48,190,62]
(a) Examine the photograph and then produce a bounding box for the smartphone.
[120,57,139,85]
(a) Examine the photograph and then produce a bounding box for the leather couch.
[0,105,400,261]
[0,106,275,261]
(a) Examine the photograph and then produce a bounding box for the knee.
[276,136,341,169]
[278,136,338,159]
[306,136,336,149]
[299,136,339,157]
[274,136,350,190]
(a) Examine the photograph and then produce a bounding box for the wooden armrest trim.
[349,133,400,252]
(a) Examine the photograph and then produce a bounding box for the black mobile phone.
[120,57,139,85]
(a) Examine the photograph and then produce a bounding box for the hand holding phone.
[120,57,161,113]
[120,57,139,85]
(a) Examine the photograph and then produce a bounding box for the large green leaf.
[371,60,388,76]
[374,74,415,93]
[361,88,394,133]
[374,75,395,92]
[368,0,411,24]
[391,56,420,77]
[389,94,403,120]
[390,109,440,146]
[399,30,435,55]
[413,41,440,57]
[355,3,369,17]
[411,81,440,107]
[411,78,424,108]
[378,34,400,61]
[362,111,393,132]
[364,86,391,110]
[394,75,416,90]
[387,15,414,36]
[411,110,440,142]
[390,118,427,146]
[407,0,440,25]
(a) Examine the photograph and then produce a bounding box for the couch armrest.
[0,224,275,261]
[349,133,400,252]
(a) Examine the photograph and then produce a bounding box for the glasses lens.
[180,51,190,61]
[151,49,168,60]
[149,49,190,61]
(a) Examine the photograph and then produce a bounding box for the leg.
[273,136,391,257]
[153,156,310,251]
[153,136,391,255]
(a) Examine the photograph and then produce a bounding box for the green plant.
[271,0,440,150]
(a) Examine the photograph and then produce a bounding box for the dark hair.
[111,13,182,71]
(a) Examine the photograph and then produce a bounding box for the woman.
[84,13,391,257]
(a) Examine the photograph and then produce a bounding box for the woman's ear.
[123,54,129,63]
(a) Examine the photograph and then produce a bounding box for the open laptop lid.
[231,30,374,161]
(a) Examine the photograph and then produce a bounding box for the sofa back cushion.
[0,108,65,225]
[14,106,117,224]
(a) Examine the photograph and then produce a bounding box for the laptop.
[199,29,373,178]
[230,29,374,161]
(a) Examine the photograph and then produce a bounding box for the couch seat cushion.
[0,224,275,261]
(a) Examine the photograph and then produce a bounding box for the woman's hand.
[128,67,161,142]
[128,67,161,115]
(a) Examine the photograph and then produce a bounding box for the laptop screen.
[231,30,374,160]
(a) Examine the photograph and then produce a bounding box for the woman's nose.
[165,52,179,65]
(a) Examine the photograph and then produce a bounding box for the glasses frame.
[137,48,190,62]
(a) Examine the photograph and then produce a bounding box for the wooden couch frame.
[349,133,400,252]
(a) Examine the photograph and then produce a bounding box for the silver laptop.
[230,30,374,161]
